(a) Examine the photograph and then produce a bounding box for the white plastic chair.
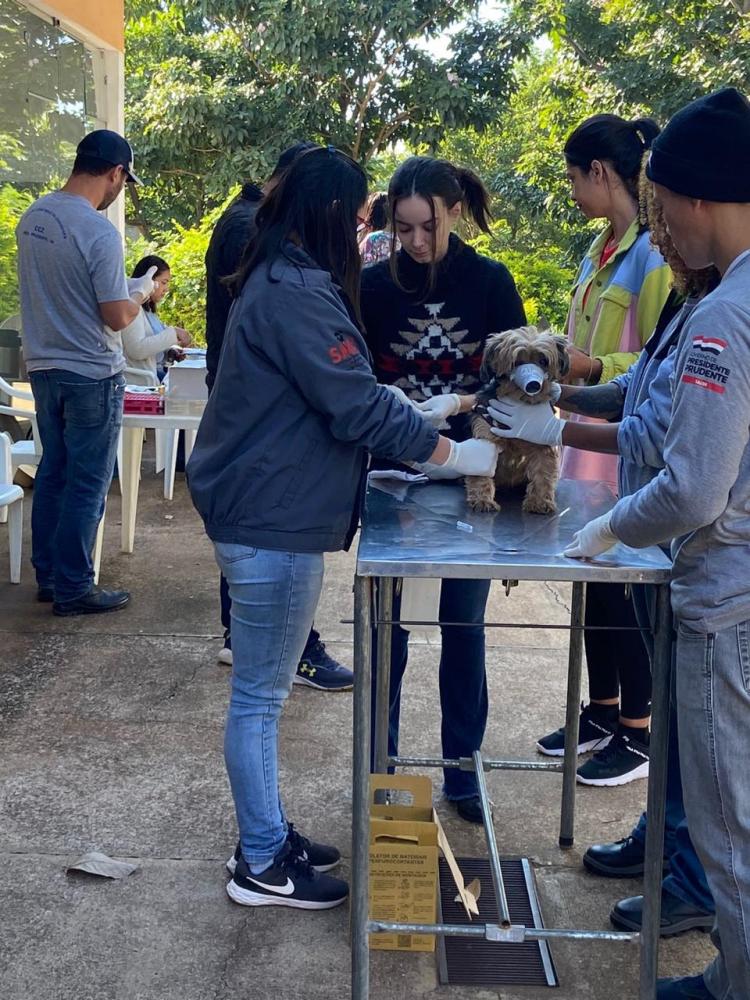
[0,374,42,476]
[0,432,23,583]
[0,375,41,525]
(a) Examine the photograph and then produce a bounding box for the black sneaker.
[536,703,618,757]
[453,796,485,825]
[576,728,650,787]
[294,640,354,691]
[226,843,348,910]
[226,823,341,876]
[37,586,54,603]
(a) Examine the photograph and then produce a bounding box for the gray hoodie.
[611,251,750,630]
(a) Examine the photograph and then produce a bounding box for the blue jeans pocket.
[215,542,259,565]
[60,380,106,428]
[736,620,750,693]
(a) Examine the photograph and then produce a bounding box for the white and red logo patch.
[682,337,731,395]
[692,335,727,356]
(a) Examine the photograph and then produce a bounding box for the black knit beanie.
[646,87,750,202]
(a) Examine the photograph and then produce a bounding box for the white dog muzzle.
[511,363,546,396]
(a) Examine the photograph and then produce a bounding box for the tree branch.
[350,6,459,159]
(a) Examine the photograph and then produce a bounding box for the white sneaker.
[218,644,233,666]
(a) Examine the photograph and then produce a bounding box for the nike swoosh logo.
[247,875,295,896]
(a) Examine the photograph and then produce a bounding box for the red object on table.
[124,390,165,415]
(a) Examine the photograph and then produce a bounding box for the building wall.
[31,0,124,51]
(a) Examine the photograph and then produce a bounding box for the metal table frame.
[350,480,673,1000]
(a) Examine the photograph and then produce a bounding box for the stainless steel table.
[351,477,673,1000]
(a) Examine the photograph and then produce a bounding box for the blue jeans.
[676,620,750,1000]
[371,577,491,801]
[220,570,320,658]
[215,542,323,866]
[30,370,124,602]
[629,586,714,913]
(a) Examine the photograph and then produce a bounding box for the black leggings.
[584,581,652,720]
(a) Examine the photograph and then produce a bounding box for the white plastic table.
[119,399,205,552]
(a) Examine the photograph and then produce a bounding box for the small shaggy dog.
[465,325,569,515]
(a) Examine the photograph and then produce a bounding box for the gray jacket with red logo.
[611,251,750,630]
[187,243,438,552]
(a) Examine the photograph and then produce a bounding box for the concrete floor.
[0,465,716,1000]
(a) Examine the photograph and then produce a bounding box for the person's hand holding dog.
[415,393,462,426]
[563,512,619,559]
[417,439,498,480]
[487,397,565,447]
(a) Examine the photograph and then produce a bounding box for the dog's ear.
[480,333,505,383]
[554,337,570,378]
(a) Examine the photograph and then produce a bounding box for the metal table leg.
[639,583,672,999]
[352,574,373,1000]
[374,577,394,774]
[472,750,511,927]
[560,582,586,848]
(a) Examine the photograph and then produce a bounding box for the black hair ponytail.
[453,165,492,233]
[564,113,661,197]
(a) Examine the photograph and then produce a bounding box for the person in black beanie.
[563,87,750,1000]
[361,156,526,824]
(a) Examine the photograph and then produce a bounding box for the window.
[0,0,107,319]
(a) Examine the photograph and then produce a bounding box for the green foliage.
[125,194,237,343]
[470,222,574,330]
[120,0,750,345]
[124,0,530,231]
[511,0,750,120]
[0,184,33,319]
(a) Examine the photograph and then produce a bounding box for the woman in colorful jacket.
[536,114,672,788]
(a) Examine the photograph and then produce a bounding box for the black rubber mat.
[437,857,558,987]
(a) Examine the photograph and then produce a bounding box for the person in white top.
[122,254,192,383]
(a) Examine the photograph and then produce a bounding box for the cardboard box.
[368,774,479,953]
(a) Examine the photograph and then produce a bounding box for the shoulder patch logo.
[692,336,727,356]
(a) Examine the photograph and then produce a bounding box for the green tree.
[511,0,750,120]
[0,184,33,319]
[125,0,530,231]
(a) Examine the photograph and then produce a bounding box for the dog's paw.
[522,496,557,515]
[469,497,501,513]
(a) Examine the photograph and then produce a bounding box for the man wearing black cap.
[204,142,355,692]
[564,88,750,1000]
[16,129,155,616]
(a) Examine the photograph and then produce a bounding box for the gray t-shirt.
[16,191,129,379]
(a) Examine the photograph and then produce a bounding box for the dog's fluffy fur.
[466,325,569,515]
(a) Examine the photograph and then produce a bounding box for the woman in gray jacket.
[187,146,497,912]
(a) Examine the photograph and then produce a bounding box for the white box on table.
[164,359,208,401]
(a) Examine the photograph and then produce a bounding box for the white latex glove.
[382,383,421,412]
[128,266,158,303]
[549,382,562,405]
[564,512,618,559]
[416,438,498,480]
[414,393,461,426]
[487,397,564,447]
